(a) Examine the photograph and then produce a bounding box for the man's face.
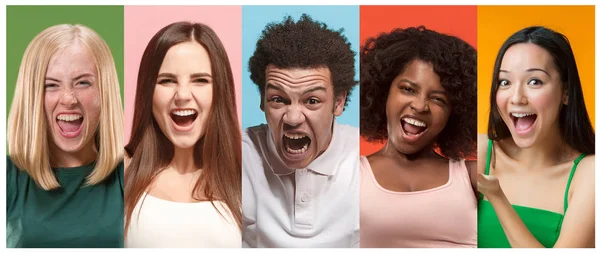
[263,65,345,169]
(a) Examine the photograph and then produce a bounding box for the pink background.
[124,6,242,143]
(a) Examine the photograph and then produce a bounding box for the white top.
[125,193,241,248]
[242,121,360,247]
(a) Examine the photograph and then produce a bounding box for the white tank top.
[125,193,241,248]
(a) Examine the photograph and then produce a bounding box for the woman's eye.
[193,78,210,84]
[498,79,510,87]
[401,86,416,93]
[528,79,543,86]
[431,97,447,105]
[158,79,175,84]
[77,80,91,86]
[44,83,58,89]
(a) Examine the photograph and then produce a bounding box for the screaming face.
[385,59,451,155]
[44,41,101,159]
[264,65,345,169]
[152,41,213,149]
[495,43,566,148]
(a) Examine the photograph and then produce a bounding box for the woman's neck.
[169,146,201,174]
[50,141,97,168]
[379,141,442,162]
[505,124,575,170]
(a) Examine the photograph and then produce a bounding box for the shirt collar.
[267,119,343,176]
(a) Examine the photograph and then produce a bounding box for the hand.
[478,173,502,198]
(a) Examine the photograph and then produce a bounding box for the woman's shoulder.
[573,154,594,184]
[6,155,30,181]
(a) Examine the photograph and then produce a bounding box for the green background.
[6,5,125,119]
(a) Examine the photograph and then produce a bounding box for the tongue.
[58,119,82,133]
[403,122,425,135]
[516,115,536,131]
[172,115,195,126]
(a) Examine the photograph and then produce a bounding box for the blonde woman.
[6,24,124,248]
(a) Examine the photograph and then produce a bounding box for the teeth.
[403,117,427,127]
[286,144,308,154]
[284,133,307,140]
[511,113,535,118]
[57,114,82,121]
[172,109,197,116]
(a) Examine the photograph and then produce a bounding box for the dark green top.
[477,139,586,248]
[6,156,124,248]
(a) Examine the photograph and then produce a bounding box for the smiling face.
[495,42,566,148]
[152,41,213,149]
[44,41,101,157]
[386,59,451,154]
[263,65,345,169]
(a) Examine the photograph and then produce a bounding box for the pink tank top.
[360,156,477,248]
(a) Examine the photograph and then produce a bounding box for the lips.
[56,113,84,138]
[401,116,428,135]
[170,109,198,128]
[283,132,311,155]
[510,112,537,134]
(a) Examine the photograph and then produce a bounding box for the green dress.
[6,156,124,248]
[477,139,586,248]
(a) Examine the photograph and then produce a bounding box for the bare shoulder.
[572,154,594,188]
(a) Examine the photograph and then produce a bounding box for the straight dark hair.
[124,22,242,233]
[487,26,594,154]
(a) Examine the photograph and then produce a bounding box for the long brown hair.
[124,22,241,232]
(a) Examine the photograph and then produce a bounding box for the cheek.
[430,106,451,130]
[495,90,510,110]
[264,106,284,124]
[152,87,171,118]
[527,89,561,114]
[79,88,101,112]
[44,93,59,116]
[306,108,333,139]
[195,86,213,112]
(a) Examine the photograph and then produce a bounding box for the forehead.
[500,43,555,71]
[160,41,211,74]
[265,65,332,91]
[396,59,443,91]
[47,41,96,77]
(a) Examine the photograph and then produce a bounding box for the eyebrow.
[398,78,446,95]
[266,83,327,95]
[45,73,95,82]
[499,68,550,76]
[157,72,212,79]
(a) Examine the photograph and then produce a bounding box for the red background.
[359,6,478,158]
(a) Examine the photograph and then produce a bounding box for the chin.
[511,136,535,149]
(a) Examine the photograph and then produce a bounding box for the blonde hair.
[8,24,123,190]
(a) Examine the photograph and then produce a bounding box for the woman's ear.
[562,90,568,105]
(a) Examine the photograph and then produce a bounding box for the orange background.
[360,6,478,156]
[477,6,595,134]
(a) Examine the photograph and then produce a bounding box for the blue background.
[241,5,360,129]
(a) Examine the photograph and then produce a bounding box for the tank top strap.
[450,159,471,190]
[563,154,587,213]
[485,139,493,175]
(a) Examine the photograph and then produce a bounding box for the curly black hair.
[360,26,477,160]
[249,14,357,109]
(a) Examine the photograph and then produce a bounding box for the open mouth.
[401,117,428,137]
[170,109,198,127]
[56,113,83,137]
[510,112,537,134]
[282,133,311,155]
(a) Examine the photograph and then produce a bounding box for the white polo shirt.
[242,120,360,248]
